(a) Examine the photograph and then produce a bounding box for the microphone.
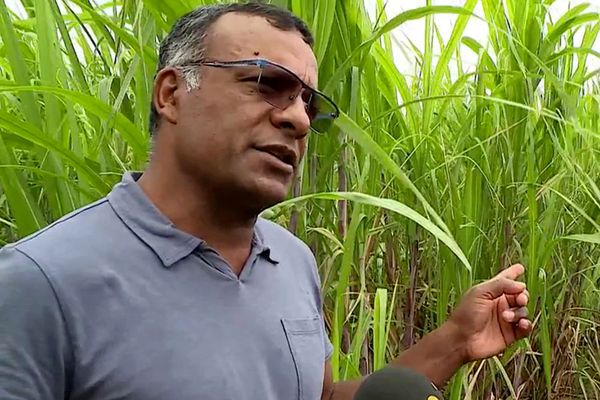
[353,366,444,400]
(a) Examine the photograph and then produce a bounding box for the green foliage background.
[0,0,598,398]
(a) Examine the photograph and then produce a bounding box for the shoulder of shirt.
[4,196,111,259]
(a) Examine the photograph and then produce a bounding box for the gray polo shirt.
[0,172,333,400]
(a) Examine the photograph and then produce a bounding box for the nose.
[270,95,311,138]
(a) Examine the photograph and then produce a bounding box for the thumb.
[476,277,526,299]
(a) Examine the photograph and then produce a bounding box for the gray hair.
[149,2,314,136]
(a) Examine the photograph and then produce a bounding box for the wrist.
[391,320,469,388]
[439,318,470,364]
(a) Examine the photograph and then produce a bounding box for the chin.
[244,179,291,212]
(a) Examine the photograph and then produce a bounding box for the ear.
[153,67,181,126]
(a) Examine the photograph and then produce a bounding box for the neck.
[138,161,257,275]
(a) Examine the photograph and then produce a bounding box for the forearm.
[389,321,467,388]
[329,321,466,399]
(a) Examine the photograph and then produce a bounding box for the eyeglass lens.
[256,62,336,133]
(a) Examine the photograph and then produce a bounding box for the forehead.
[204,13,318,86]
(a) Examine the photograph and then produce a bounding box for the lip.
[253,144,298,171]
[254,148,294,175]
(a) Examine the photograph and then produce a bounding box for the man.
[0,3,532,399]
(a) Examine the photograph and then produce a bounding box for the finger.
[478,277,526,298]
[507,290,530,308]
[516,291,529,307]
[496,264,525,280]
[502,306,529,323]
[515,319,533,340]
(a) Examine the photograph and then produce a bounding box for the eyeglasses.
[177,58,340,134]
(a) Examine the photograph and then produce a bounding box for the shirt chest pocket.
[281,316,326,400]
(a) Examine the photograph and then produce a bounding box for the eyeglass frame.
[174,58,340,134]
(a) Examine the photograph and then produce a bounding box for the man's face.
[163,13,318,212]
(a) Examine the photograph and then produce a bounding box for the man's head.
[149,2,337,215]
[149,3,315,135]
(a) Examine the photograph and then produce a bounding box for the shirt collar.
[107,172,278,267]
[252,221,279,265]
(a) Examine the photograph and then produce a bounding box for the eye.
[261,74,301,92]
[240,76,260,83]
[301,90,313,105]
[259,76,294,92]
[257,76,280,94]
[302,91,317,119]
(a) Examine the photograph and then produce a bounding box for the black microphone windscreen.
[353,366,444,400]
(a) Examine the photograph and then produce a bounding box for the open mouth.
[254,145,297,170]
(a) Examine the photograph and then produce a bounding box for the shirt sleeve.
[0,246,72,400]
[322,315,334,361]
